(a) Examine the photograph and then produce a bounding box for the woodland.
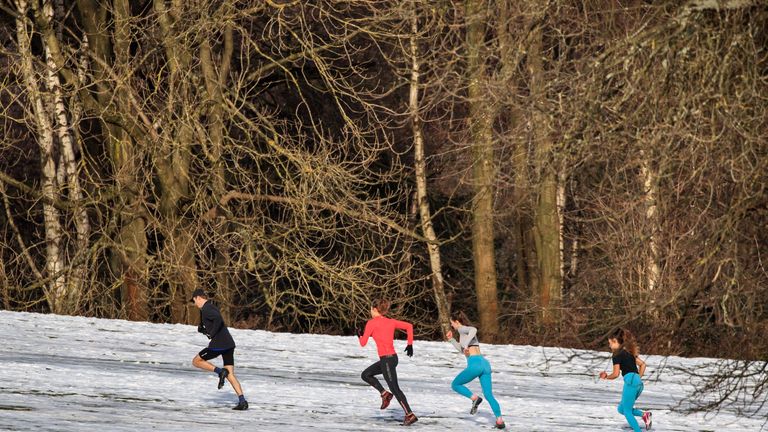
[0,2,766,407]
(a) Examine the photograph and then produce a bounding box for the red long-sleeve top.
[358,316,414,357]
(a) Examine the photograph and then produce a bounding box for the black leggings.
[361,354,412,413]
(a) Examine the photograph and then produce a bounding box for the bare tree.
[464,0,500,340]
[408,0,451,333]
[14,0,71,313]
[525,2,562,326]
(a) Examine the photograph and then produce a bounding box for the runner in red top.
[358,298,417,426]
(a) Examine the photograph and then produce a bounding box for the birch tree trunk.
[557,171,566,284]
[409,3,451,334]
[640,150,660,293]
[465,0,499,340]
[528,22,562,326]
[14,0,67,313]
[43,0,90,313]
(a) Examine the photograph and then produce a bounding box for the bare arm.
[636,356,646,377]
[600,364,621,380]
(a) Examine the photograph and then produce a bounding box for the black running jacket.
[200,301,236,350]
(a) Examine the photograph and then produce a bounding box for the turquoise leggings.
[618,372,645,432]
[451,355,502,417]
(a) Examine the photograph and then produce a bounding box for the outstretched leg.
[224,365,244,396]
[380,356,412,414]
[361,360,386,394]
[451,361,482,399]
[618,374,644,432]
[478,360,502,418]
[192,354,216,372]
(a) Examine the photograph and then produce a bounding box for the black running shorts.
[198,347,235,366]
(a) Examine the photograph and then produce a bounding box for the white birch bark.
[15,0,67,312]
[43,0,90,311]
[557,171,566,283]
[640,150,660,292]
[409,2,451,333]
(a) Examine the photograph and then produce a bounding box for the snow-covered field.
[0,310,764,431]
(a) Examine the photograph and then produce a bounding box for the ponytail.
[372,298,390,315]
[450,311,473,327]
[610,328,640,357]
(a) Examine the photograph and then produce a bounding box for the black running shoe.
[402,412,418,426]
[217,368,229,389]
[495,419,506,429]
[470,397,483,415]
[232,400,249,411]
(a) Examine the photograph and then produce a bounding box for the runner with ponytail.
[598,328,652,431]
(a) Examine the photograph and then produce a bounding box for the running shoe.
[642,411,652,430]
[495,419,506,429]
[232,400,249,411]
[380,390,393,409]
[470,397,484,415]
[217,368,229,389]
[403,412,418,426]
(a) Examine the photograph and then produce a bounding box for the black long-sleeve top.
[200,301,235,350]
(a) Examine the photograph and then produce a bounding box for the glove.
[356,326,364,337]
[198,324,211,339]
[404,344,413,357]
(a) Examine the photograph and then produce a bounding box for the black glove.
[356,326,364,337]
[404,344,413,357]
[198,324,211,339]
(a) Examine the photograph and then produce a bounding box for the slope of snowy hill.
[0,310,764,431]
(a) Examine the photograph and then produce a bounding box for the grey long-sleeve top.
[449,325,480,353]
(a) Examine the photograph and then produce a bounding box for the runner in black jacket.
[191,289,248,410]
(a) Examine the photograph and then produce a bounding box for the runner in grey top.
[445,311,506,429]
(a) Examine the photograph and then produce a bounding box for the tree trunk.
[465,0,500,340]
[113,0,151,321]
[497,1,535,301]
[0,256,8,310]
[410,3,451,334]
[640,150,660,293]
[155,0,198,324]
[15,1,67,313]
[528,23,562,326]
[168,228,199,323]
[200,21,234,323]
[44,0,90,314]
[557,171,566,284]
[75,0,151,320]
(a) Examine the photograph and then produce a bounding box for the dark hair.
[609,328,639,357]
[372,298,390,315]
[190,288,208,302]
[450,311,472,326]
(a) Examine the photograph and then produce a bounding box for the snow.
[0,310,764,431]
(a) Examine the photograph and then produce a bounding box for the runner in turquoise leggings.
[599,328,653,431]
[446,311,505,430]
